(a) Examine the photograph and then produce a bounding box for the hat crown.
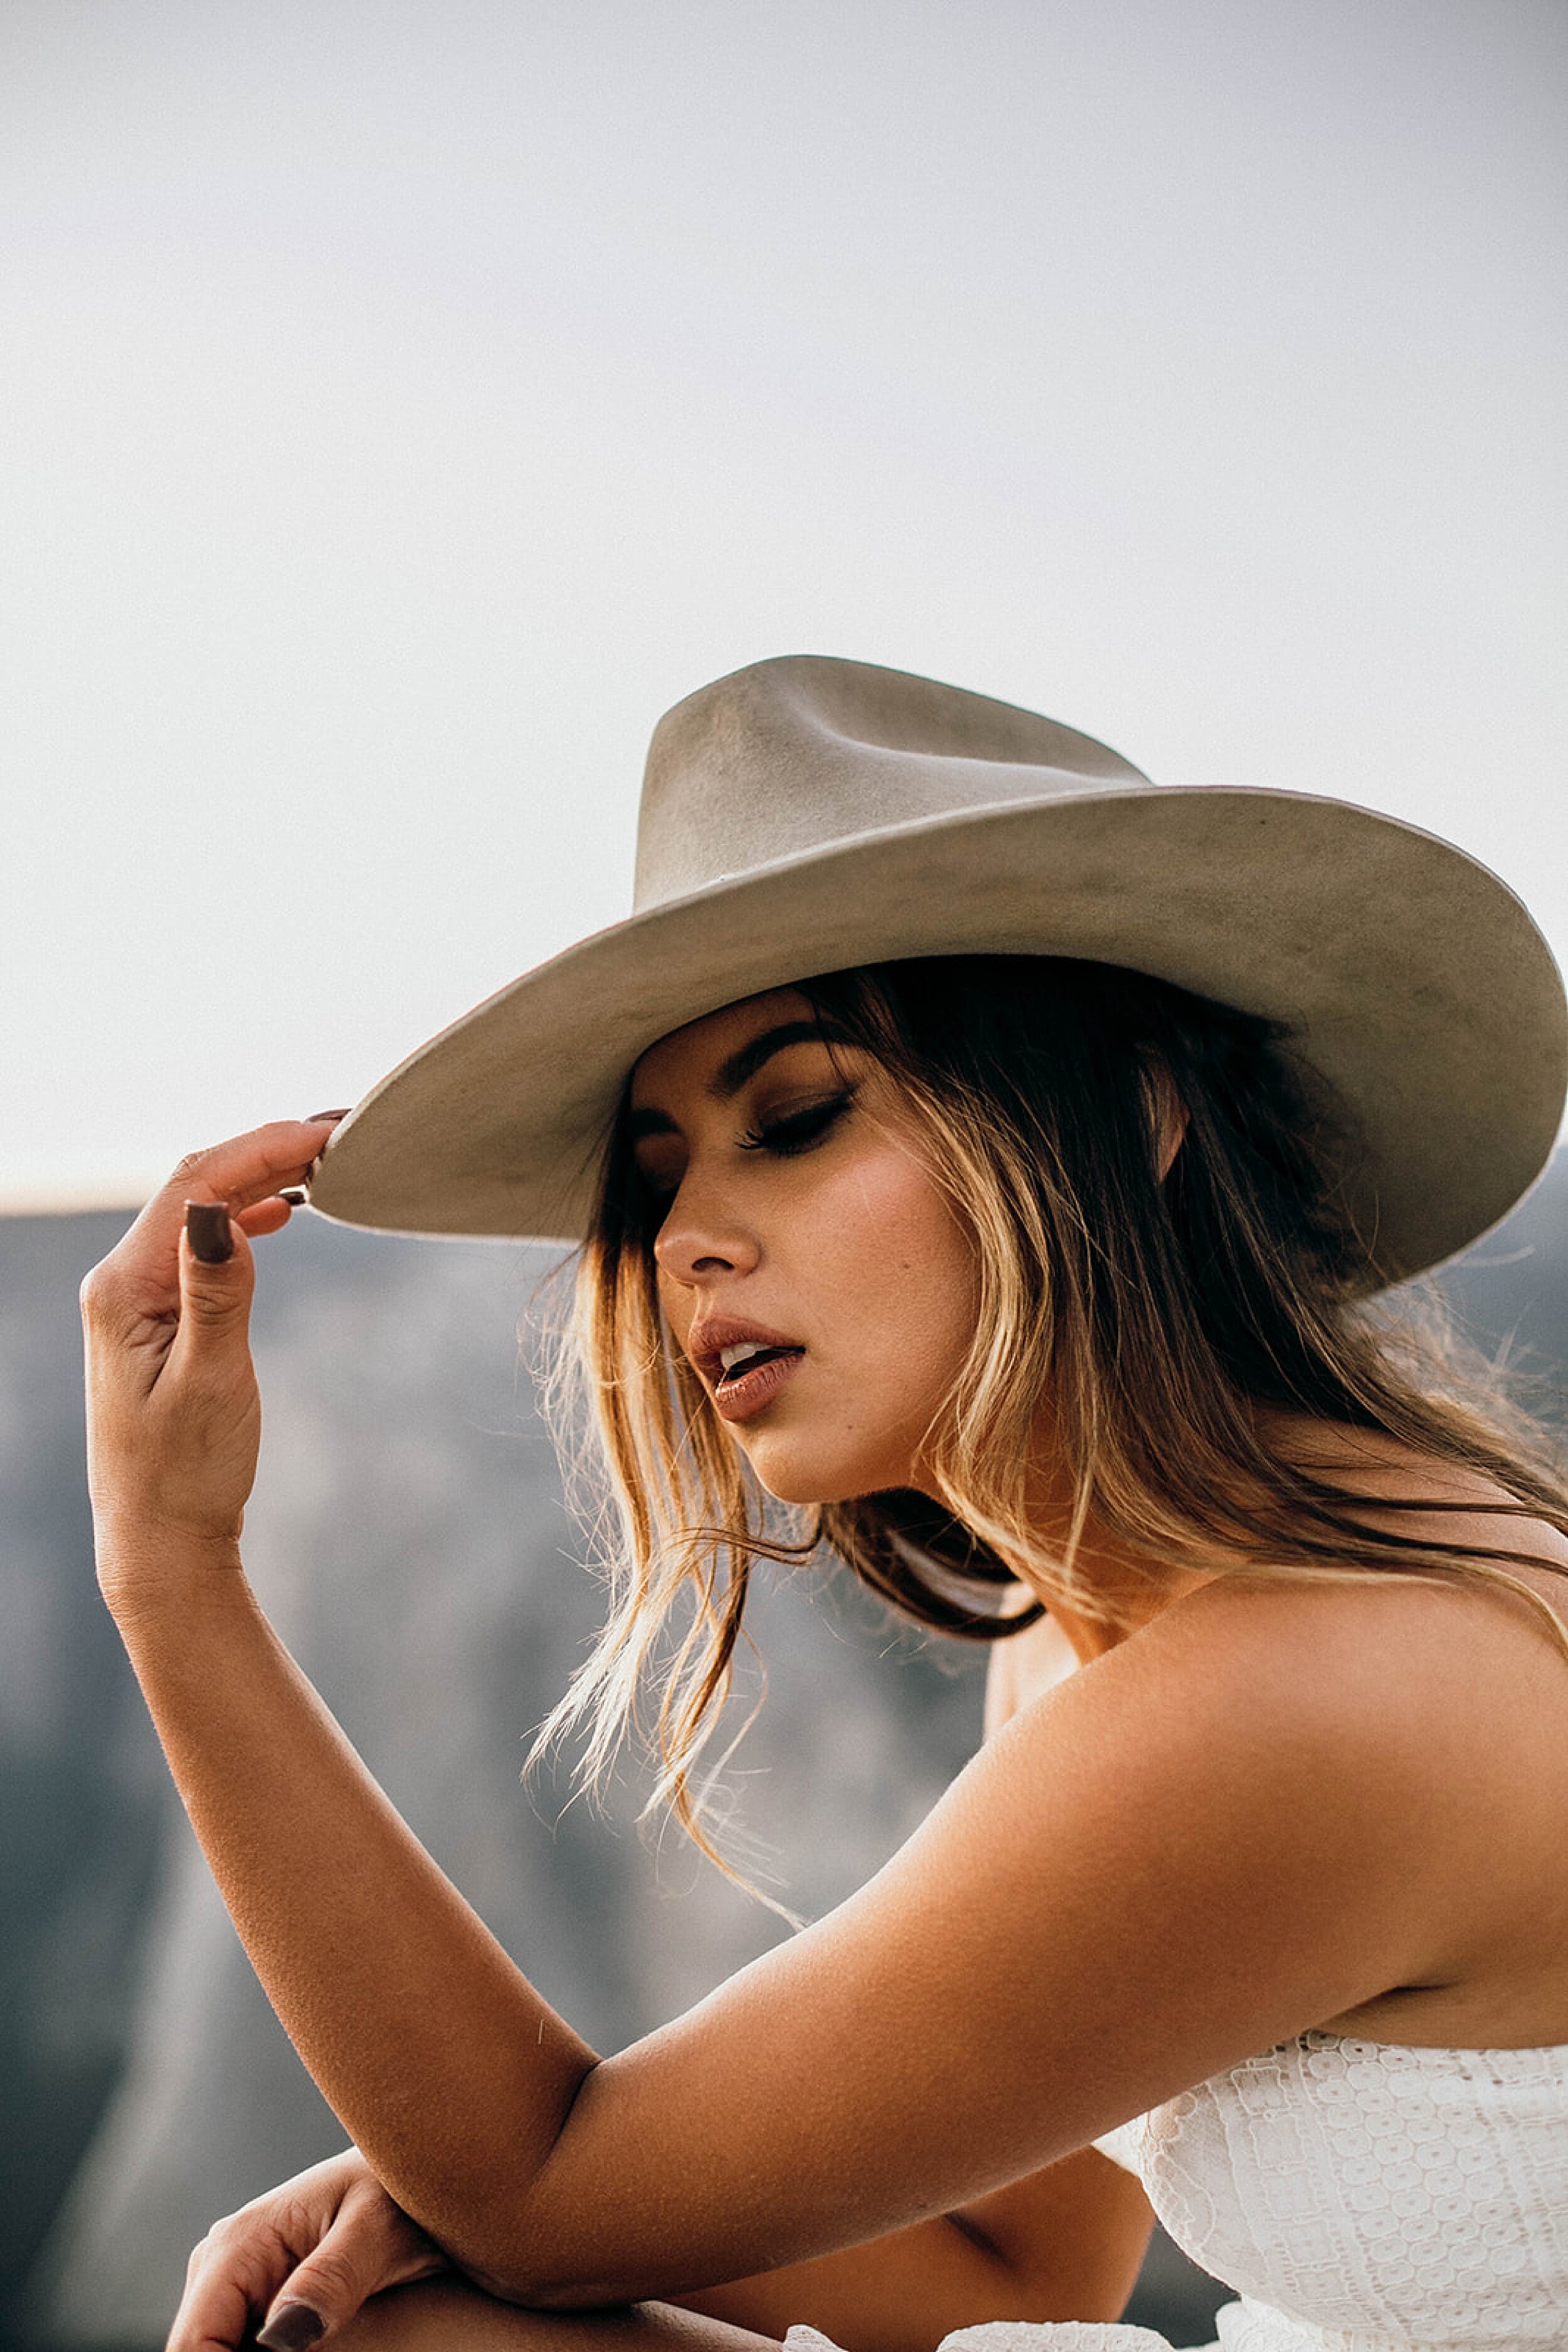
[310,647,1565,1276]
[632,655,1150,910]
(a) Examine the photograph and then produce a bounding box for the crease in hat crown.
[632,654,1151,910]
[307,649,1567,1272]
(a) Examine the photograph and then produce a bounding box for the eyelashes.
[630,1090,856,1220]
[738,1092,855,1157]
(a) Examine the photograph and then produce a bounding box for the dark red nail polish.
[279,1188,309,1207]
[306,1108,350,1123]
[257,2304,326,2352]
[184,1201,235,1265]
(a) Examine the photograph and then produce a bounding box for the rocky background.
[4,1164,1565,2351]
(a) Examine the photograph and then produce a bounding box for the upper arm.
[670,1620,1145,2350]
[493,1581,1486,2307]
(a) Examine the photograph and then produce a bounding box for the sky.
[3,0,1565,1207]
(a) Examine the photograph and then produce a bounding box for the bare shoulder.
[975,1549,1568,1929]
[581,1535,1568,2265]
[1161,1536,1568,1699]
[1092,1553,1568,1790]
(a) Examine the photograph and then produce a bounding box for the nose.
[653,1174,761,1288]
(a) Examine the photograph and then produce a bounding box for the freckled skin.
[630,989,979,1506]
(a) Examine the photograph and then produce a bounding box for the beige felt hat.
[307,654,1566,1280]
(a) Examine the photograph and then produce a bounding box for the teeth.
[719,1341,771,1373]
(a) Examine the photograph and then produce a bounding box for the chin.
[741,1434,912,1509]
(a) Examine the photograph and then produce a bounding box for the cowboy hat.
[306,654,1566,1280]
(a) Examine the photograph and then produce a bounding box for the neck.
[995,1407,1456,1664]
[982,1456,1215,1666]
[1018,1535,1211,1665]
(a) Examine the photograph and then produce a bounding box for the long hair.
[533,955,1568,1876]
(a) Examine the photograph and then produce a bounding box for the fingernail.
[184,1201,235,1265]
[278,1188,309,1208]
[306,1109,350,1124]
[257,2305,326,2352]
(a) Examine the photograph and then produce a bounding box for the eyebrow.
[625,1019,852,1141]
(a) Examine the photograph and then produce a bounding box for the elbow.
[454,2255,633,2314]
[423,2059,626,2310]
[442,2205,628,2313]
[426,2203,586,2309]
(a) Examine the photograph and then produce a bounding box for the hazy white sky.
[3,0,1564,1206]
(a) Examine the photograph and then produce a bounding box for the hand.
[80,1118,341,1599]
[169,2147,448,2352]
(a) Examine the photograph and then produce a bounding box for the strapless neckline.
[1301,2026,1568,2060]
[790,2020,1568,2352]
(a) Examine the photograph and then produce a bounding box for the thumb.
[255,2212,446,2350]
[177,1200,257,1341]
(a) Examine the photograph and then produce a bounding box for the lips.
[686,1316,805,1421]
[709,1348,803,1422]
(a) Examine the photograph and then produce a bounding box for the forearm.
[82,1137,1166,2329]
[102,1532,596,2277]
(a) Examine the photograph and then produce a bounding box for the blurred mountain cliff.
[3,1162,1565,2349]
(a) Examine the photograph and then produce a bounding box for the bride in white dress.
[80,661,1568,2352]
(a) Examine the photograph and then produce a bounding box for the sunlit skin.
[630,989,980,1508]
[75,996,1568,2352]
[630,989,1204,1658]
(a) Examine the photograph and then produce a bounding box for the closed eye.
[739,1093,855,1157]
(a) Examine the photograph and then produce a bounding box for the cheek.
[807,1147,977,1357]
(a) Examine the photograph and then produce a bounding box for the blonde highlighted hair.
[534,956,1568,1878]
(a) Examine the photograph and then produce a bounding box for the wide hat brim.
[308,782,1566,1285]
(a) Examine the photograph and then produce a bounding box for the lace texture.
[784,2030,1568,2352]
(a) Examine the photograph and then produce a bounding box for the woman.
[82,657,1568,2352]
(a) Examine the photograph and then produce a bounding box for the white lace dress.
[785,2030,1568,2352]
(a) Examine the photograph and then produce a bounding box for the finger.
[167,1119,346,1221]
[234,1196,295,1240]
[168,2223,288,2352]
[255,2206,447,2350]
[167,2265,258,2352]
[167,1206,258,1373]
[86,1122,342,1328]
